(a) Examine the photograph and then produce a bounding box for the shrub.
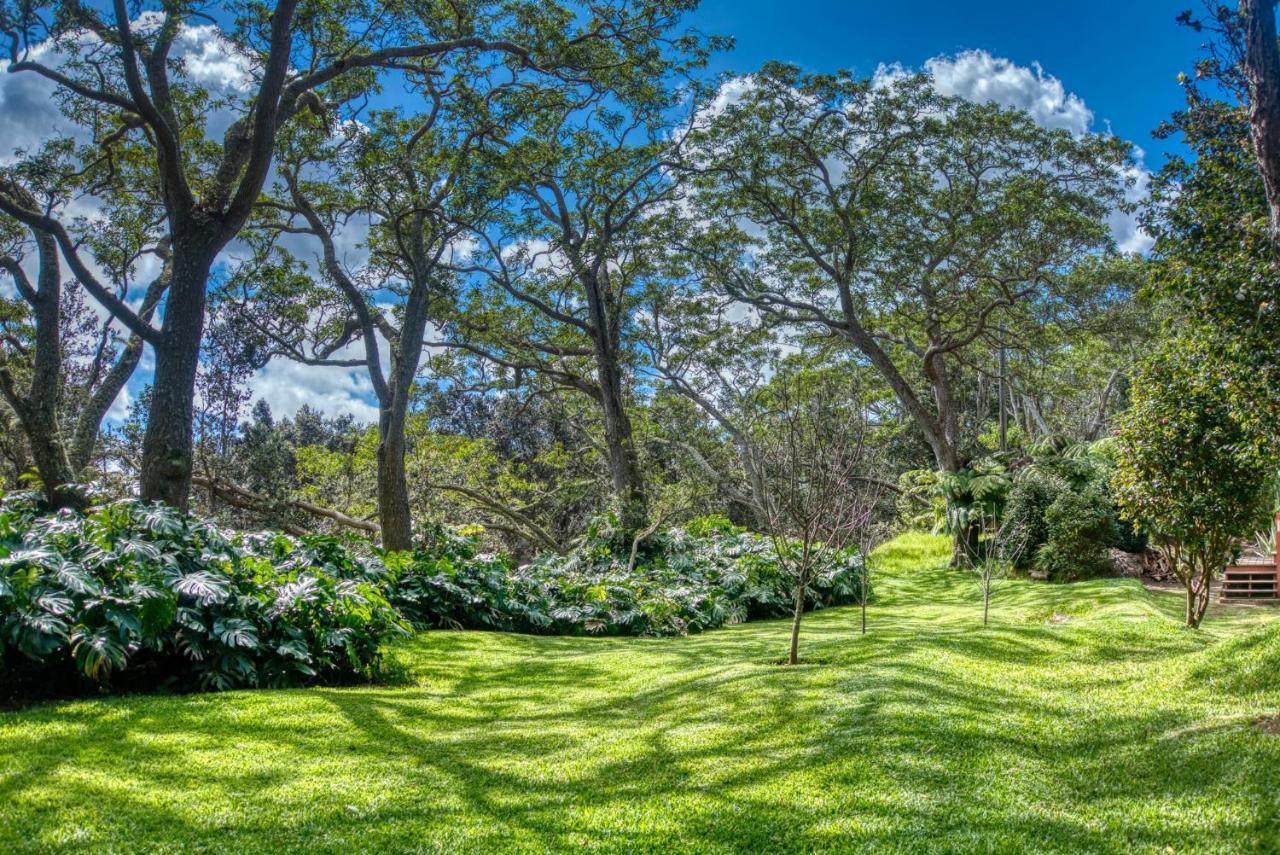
[1001,474,1058,568]
[0,495,406,703]
[1034,488,1118,582]
[379,521,869,637]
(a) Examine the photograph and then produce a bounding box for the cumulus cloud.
[876,51,1093,136]
[875,49,1152,253]
[247,355,381,424]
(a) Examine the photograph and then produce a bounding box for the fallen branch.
[191,474,379,535]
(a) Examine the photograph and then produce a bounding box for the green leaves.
[173,572,231,606]
[383,516,868,637]
[0,495,405,699]
[1111,336,1277,623]
[213,618,260,650]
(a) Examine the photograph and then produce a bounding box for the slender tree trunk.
[861,577,868,634]
[70,265,168,472]
[788,566,810,665]
[983,576,991,626]
[139,244,213,510]
[69,335,144,472]
[1184,575,1198,628]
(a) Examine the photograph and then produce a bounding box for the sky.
[689,0,1204,166]
[0,1,1212,425]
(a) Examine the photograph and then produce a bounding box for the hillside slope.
[2,534,1278,853]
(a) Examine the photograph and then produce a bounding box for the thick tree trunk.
[375,279,433,553]
[377,404,413,552]
[1242,0,1280,258]
[139,247,212,510]
[598,373,647,532]
[0,230,80,509]
[586,270,647,533]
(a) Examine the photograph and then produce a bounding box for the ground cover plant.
[1,499,867,703]
[2,534,1278,853]
[0,494,405,703]
[383,516,868,638]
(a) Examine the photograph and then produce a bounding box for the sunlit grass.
[3,533,1279,853]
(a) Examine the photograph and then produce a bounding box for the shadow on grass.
[4,598,1279,852]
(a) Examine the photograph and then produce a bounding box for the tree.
[0,171,167,506]
[0,0,699,510]
[226,95,488,550]
[752,369,883,664]
[640,282,778,526]
[454,122,682,534]
[1111,338,1275,628]
[683,64,1132,549]
[1241,0,1280,255]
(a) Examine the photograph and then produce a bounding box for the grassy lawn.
[2,533,1279,853]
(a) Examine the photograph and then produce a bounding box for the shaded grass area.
[3,532,1280,853]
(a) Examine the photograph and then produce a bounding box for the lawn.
[2,533,1279,853]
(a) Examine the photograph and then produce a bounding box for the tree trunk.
[788,566,810,665]
[1185,578,1196,628]
[0,229,81,509]
[580,267,647,533]
[70,335,144,472]
[1242,0,1280,258]
[139,247,212,510]
[377,402,413,552]
[983,577,990,626]
[70,266,167,472]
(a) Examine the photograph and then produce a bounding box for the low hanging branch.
[426,482,564,554]
[191,474,379,536]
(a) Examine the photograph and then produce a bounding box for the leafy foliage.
[0,495,406,702]
[378,516,869,638]
[1035,489,1118,582]
[1111,338,1277,626]
[935,460,1011,536]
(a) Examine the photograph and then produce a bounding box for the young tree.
[752,370,883,665]
[1112,338,1275,628]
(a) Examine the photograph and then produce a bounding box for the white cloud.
[875,50,1151,254]
[106,385,131,422]
[0,41,75,162]
[248,352,380,424]
[875,51,1093,137]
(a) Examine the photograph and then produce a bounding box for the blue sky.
[0,1,1210,423]
[689,0,1203,165]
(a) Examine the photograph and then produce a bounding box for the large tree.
[0,0,701,510]
[0,168,167,507]
[452,116,687,533]
[682,65,1132,479]
[223,100,489,550]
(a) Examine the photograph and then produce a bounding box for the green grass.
[3,532,1280,853]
